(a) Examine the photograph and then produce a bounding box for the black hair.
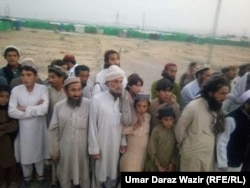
[74,65,90,76]
[0,85,11,94]
[189,61,197,68]
[4,47,20,57]
[156,78,173,91]
[20,66,37,75]
[200,76,230,100]
[125,74,143,90]
[195,67,210,78]
[103,50,119,69]
[133,99,150,108]
[48,68,64,78]
[238,63,250,77]
[51,59,67,67]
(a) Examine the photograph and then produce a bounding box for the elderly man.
[88,65,125,188]
[0,45,21,85]
[49,77,90,188]
[180,64,211,112]
[175,75,230,172]
[151,63,180,103]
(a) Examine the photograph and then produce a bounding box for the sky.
[1,0,250,37]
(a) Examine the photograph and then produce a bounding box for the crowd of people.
[0,44,250,188]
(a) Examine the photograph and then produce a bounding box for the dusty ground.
[1,28,250,93]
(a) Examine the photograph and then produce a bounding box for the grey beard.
[67,96,82,108]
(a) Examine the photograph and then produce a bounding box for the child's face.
[0,91,10,106]
[161,116,174,129]
[135,100,149,116]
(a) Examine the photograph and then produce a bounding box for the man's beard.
[163,73,175,83]
[81,83,87,88]
[67,95,82,108]
[207,96,223,112]
[109,89,122,100]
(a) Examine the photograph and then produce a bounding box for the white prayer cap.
[64,77,81,87]
[105,65,125,82]
[2,45,20,57]
[194,64,210,74]
[20,58,38,72]
[239,90,250,104]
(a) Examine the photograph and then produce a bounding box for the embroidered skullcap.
[2,45,20,57]
[158,106,175,119]
[164,63,177,71]
[238,90,250,104]
[48,65,68,78]
[105,65,125,82]
[20,58,38,72]
[63,77,80,87]
[134,92,150,101]
[194,64,210,74]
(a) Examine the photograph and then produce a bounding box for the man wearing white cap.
[88,65,125,188]
[0,45,21,85]
[217,90,250,172]
[48,77,90,188]
[180,64,211,112]
[8,59,50,187]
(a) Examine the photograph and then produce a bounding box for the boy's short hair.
[158,106,175,119]
[156,78,173,91]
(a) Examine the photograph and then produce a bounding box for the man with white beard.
[88,65,126,188]
[48,77,90,188]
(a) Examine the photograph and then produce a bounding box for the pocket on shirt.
[76,116,88,129]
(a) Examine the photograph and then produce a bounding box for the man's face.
[5,51,19,66]
[208,86,230,111]
[78,70,90,86]
[129,82,142,96]
[213,86,230,103]
[0,91,9,106]
[135,100,149,116]
[108,53,120,66]
[65,83,82,100]
[199,69,212,84]
[157,89,172,103]
[21,70,37,88]
[61,64,69,71]
[165,66,177,81]
[48,72,64,88]
[226,68,238,80]
[161,116,174,129]
[107,77,123,95]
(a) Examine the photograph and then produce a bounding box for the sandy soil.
[1,28,250,93]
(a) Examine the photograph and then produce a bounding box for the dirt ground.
[1,28,250,93]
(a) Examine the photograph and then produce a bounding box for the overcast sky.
[1,0,250,36]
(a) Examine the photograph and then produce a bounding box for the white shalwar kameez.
[88,90,123,185]
[8,84,50,165]
[49,98,91,188]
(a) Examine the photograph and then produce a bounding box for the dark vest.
[2,64,21,84]
[226,108,250,167]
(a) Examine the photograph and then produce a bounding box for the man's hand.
[120,146,127,154]
[37,99,44,105]
[17,106,26,112]
[52,154,60,164]
[90,153,101,160]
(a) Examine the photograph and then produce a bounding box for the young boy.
[144,106,178,172]
[0,85,19,188]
